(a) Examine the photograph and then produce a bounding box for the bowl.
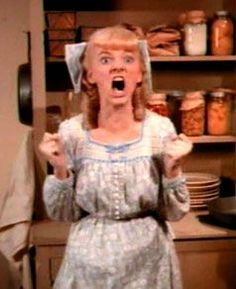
[207,196,236,228]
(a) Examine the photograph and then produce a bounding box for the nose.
[110,58,126,74]
[110,67,126,74]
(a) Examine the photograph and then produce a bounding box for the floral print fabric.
[43,110,189,289]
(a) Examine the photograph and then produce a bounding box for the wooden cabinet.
[176,239,236,289]
[30,221,70,289]
[30,213,236,289]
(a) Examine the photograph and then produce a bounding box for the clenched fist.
[39,133,69,179]
[163,133,193,178]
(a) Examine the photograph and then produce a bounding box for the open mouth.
[112,77,125,91]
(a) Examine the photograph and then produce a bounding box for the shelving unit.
[29,0,236,216]
[28,0,236,212]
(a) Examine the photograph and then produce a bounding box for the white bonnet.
[65,40,152,93]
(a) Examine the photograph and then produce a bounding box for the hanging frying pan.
[17,62,32,125]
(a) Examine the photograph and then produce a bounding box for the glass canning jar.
[183,10,207,56]
[180,91,205,136]
[146,92,168,116]
[211,11,234,56]
[167,90,184,134]
[207,90,232,135]
[46,105,62,133]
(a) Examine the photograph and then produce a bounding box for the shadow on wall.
[0,250,13,289]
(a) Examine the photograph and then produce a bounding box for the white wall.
[0,0,30,195]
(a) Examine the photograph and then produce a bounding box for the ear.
[137,70,143,84]
[87,70,96,84]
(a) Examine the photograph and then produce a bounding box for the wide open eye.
[100,56,112,64]
[112,79,125,90]
[124,55,135,64]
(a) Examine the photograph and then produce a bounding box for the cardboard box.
[45,28,76,57]
[45,11,76,29]
[47,29,76,40]
[47,40,75,57]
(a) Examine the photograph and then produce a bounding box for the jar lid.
[185,91,205,100]
[186,10,207,24]
[209,87,235,96]
[215,10,230,17]
[148,92,166,102]
[181,91,205,110]
[46,105,62,114]
[210,91,227,98]
[167,90,184,98]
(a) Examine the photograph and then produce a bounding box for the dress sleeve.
[156,116,190,221]
[43,117,83,222]
[159,175,190,221]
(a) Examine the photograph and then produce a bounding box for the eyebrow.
[97,50,136,56]
[97,50,112,56]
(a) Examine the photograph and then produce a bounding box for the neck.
[98,106,135,132]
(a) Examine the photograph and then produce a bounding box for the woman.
[39,25,192,289]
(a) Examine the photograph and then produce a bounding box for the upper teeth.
[113,76,124,81]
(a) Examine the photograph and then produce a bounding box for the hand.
[39,133,69,179]
[163,133,193,178]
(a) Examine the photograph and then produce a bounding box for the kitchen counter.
[30,211,236,245]
[171,210,236,240]
[30,212,236,289]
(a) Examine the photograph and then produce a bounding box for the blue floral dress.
[43,110,189,289]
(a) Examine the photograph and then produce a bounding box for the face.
[87,45,143,107]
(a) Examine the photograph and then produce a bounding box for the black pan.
[207,197,236,228]
[17,63,32,125]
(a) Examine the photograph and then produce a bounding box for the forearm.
[163,162,182,179]
[43,173,81,222]
[54,166,70,180]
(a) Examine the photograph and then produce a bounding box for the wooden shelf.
[150,55,236,62]
[190,135,236,144]
[46,57,65,62]
[46,55,236,63]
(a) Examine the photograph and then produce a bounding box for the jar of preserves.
[167,90,184,133]
[65,90,82,118]
[46,105,62,133]
[146,92,168,116]
[183,10,207,56]
[180,91,205,136]
[207,90,232,135]
[211,11,234,56]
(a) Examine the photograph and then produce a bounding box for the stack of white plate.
[184,172,220,210]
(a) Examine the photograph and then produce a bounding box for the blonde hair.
[80,25,149,129]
